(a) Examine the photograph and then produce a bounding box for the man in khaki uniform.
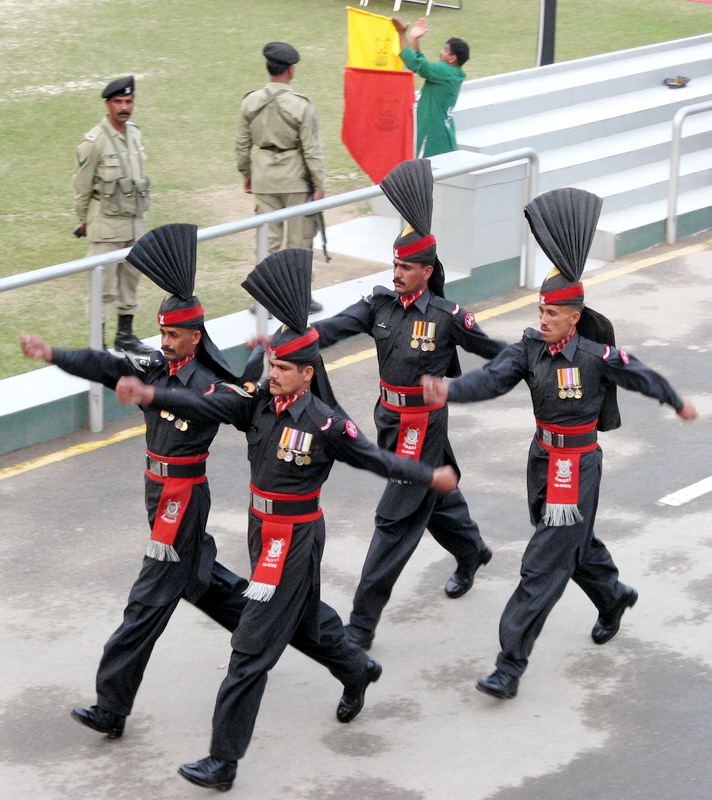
[236,42,326,312]
[74,76,152,354]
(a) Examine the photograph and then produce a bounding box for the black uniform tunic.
[148,383,434,761]
[51,348,251,716]
[447,328,684,677]
[313,287,506,632]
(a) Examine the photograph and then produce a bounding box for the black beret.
[102,76,135,99]
[262,42,299,66]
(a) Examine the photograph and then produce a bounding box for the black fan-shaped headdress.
[242,249,338,407]
[126,223,240,383]
[380,159,445,300]
[127,223,197,300]
[242,248,312,333]
[381,159,433,238]
[525,188,603,304]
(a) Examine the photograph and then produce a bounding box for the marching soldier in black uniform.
[312,160,506,650]
[422,188,697,699]
[117,248,458,792]
[19,224,262,739]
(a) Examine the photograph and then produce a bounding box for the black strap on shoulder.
[245,88,291,125]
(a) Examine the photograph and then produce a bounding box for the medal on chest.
[556,367,583,399]
[160,409,189,431]
[410,320,436,352]
[277,426,313,465]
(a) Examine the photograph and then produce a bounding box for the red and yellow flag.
[342,8,414,184]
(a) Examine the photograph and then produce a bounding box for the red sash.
[145,450,208,561]
[536,421,597,527]
[246,484,322,602]
[379,381,443,462]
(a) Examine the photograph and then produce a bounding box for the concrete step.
[592,185,712,260]
[454,37,712,128]
[573,148,712,212]
[537,113,712,189]
[457,76,712,155]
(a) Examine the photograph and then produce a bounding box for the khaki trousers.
[254,192,314,254]
[87,240,141,320]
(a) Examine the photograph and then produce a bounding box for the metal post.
[666,100,712,245]
[523,153,540,289]
[88,265,104,433]
[255,223,270,377]
[537,0,557,66]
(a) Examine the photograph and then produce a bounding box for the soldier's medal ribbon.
[557,367,582,400]
[411,320,436,352]
[278,427,313,466]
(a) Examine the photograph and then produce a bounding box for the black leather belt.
[536,426,597,448]
[250,493,320,516]
[259,145,297,152]
[146,457,206,478]
[380,386,427,407]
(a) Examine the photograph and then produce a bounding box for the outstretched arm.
[20,332,132,387]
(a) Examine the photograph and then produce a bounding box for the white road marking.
[657,476,712,506]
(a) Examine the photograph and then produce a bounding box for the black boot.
[71,705,125,738]
[591,585,638,644]
[336,659,382,723]
[178,756,237,791]
[114,314,152,355]
[445,546,492,598]
[344,624,374,651]
[476,669,519,699]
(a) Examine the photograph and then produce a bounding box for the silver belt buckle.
[542,430,565,447]
[148,457,168,477]
[251,493,273,514]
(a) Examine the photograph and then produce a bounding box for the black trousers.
[349,485,487,633]
[209,516,368,762]
[496,442,626,678]
[96,560,248,716]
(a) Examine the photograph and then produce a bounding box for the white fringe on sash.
[542,503,583,527]
[146,541,180,562]
[243,581,276,603]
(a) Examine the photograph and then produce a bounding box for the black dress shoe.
[178,756,237,792]
[309,297,323,314]
[344,624,374,651]
[445,546,492,598]
[70,705,125,738]
[114,331,153,356]
[336,659,382,723]
[476,669,519,699]
[591,585,638,645]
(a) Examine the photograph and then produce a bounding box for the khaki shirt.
[235,83,325,195]
[73,117,149,243]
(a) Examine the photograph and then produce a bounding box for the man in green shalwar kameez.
[392,17,469,158]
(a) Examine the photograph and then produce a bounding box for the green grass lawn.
[1,0,709,378]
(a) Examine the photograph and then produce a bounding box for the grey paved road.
[1,234,711,800]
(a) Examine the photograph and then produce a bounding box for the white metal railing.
[666,99,712,245]
[1,148,539,431]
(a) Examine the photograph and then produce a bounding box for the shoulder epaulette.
[82,123,103,143]
[523,327,543,341]
[577,338,613,359]
[124,350,163,373]
[429,295,459,314]
[372,285,397,298]
[304,395,336,433]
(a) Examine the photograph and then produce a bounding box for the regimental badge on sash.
[277,427,313,465]
[557,367,583,399]
[410,320,436,352]
[160,409,189,431]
